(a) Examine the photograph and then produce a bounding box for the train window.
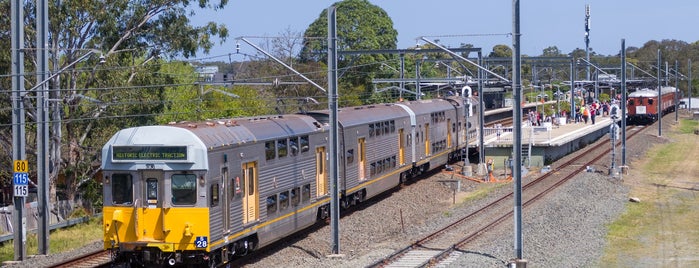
[628,99,635,105]
[111,174,133,205]
[385,158,391,170]
[279,191,289,211]
[234,175,242,197]
[146,178,158,207]
[391,156,396,168]
[648,99,654,105]
[171,174,197,205]
[291,187,300,206]
[278,139,288,158]
[346,149,354,164]
[376,122,382,136]
[267,195,277,214]
[300,136,309,153]
[210,183,219,207]
[265,141,275,160]
[407,134,412,147]
[247,167,255,195]
[370,163,376,176]
[289,137,299,156]
[302,184,311,202]
[384,121,390,134]
[369,124,375,137]
[390,120,395,133]
[147,178,158,200]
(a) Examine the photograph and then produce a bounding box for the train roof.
[305,98,465,127]
[628,87,677,98]
[169,114,325,147]
[397,98,460,115]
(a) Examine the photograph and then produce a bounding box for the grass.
[460,182,508,204]
[678,118,699,134]
[0,216,102,262]
[598,118,699,267]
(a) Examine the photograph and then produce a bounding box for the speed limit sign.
[13,161,29,197]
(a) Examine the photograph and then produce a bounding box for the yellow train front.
[102,126,215,266]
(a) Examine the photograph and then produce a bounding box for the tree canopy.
[299,0,398,105]
[0,0,230,204]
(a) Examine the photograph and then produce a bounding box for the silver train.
[101,94,479,266]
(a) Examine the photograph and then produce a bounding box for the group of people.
[525,99,617,127]
[527,110,551,127]
[575,101,613,124]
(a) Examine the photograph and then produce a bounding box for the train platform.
[484,115,615,147]
[480,113,616,168]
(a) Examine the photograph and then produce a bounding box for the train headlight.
[199,176,205,186]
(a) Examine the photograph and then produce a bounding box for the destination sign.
[113,146,188,161]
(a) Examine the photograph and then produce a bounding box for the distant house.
[195,65,234,83]
[195,66,218,82]
[679,98,699,110]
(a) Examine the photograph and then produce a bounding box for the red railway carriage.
[626,87,678,125]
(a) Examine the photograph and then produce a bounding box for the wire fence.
[0,199,99,243]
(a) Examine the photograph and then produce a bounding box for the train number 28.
[195,236,208,248]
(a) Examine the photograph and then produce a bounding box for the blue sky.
[189,0,697,61]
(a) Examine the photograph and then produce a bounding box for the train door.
[424,123,430,155]
[316,147,328,196]
[398,129,405,166]
[242,162,259,225]
[141,170,164,239]
[358,138,366,180]
[447,119,452,148]
[221,167,231,233]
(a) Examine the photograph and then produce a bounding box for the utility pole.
[11,0,27,260]
[657,49,662,136]
[37,0,51,255]
[511,0,526,266]
[327,5,341,256]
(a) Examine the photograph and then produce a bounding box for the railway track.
[368,124,647,268]
[49,249,112,268]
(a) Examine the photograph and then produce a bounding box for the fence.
[0,199,97,243]
[483,122,555,145]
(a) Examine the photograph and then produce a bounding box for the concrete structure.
[482,115,614,169]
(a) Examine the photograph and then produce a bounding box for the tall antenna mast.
[585,4,591,81]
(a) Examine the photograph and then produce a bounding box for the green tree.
[489,44,512,58]
[299,0,398,104]
[0,0,230,206]
[542,46,563,57]
[568,48,588,59]
[0,1,12,188]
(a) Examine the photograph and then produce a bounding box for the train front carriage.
[627,87,677,125]
[103,114,330,267]
[102,126,212,266]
